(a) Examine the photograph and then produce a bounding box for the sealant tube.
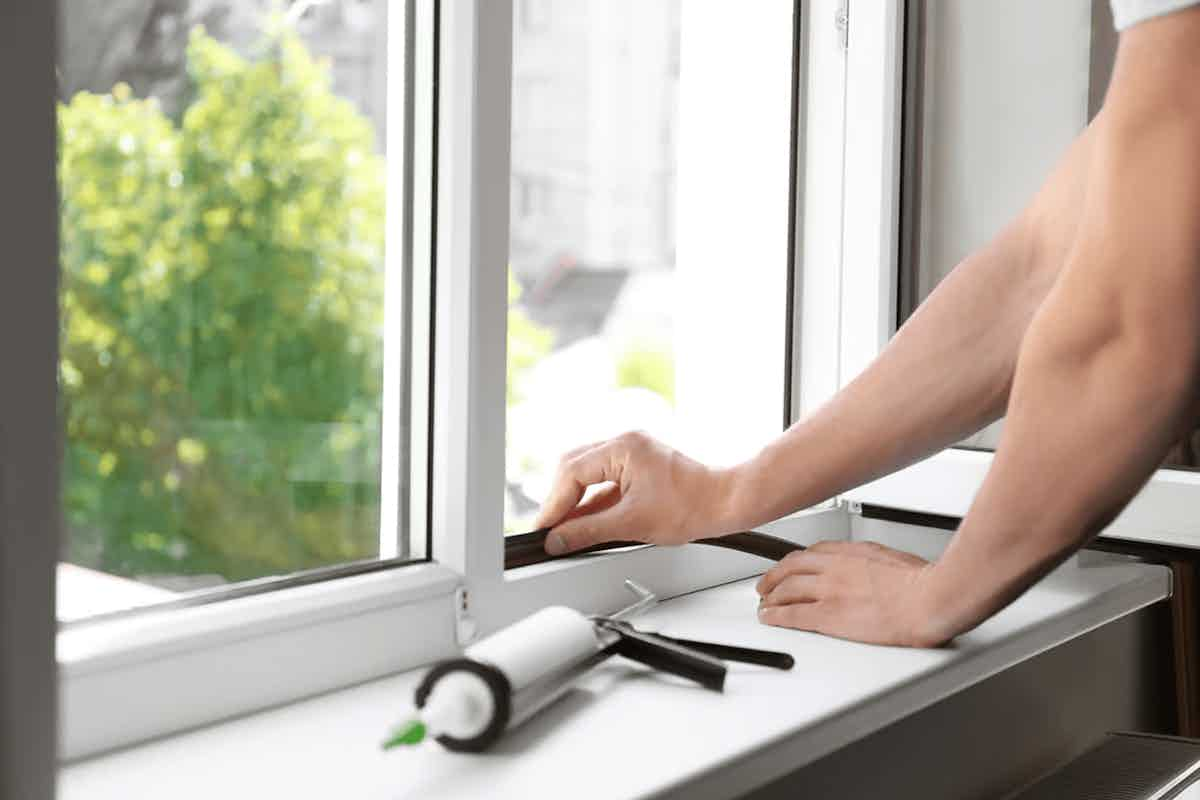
[414,606,603,752]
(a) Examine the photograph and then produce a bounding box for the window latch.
[454,586,478,646]
[836,0,849,50]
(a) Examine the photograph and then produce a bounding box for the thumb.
[545,507,626,556]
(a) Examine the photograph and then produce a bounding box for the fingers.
[560,439,606,463]
[542,467,627,556]
[755,550,830,598]
[545,505,627,555]
[753,541,934,645]
[755,541,926,598]
[755,554,831,634]
[758,602,825,633]
[560,482,622,522]
[807,540,927,568]
[533,443,621,530]
[760,574,823,607]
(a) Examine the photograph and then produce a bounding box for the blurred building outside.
[506,0,684,525]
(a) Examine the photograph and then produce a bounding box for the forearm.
[723,129,1094,531]
[918,287,1198,642]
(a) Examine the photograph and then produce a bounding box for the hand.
[755,541,945,647]
[534,431,737,556]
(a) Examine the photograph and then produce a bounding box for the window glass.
[505,0,795,532]
[56,0,400,620]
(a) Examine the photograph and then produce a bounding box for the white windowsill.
[57,561,463,760]
[59,561,460,675]
[59,524,1170,800]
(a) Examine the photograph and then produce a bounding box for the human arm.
[758,10,1200,646]
[536,123,1095,555]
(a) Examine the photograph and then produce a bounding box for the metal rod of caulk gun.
[608,579,659,620]
[591,579,658,649]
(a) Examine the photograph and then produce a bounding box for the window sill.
[59,525,1170,799]
[59,561,462,760]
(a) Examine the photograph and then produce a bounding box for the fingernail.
[545,532,567,556]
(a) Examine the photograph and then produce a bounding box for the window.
[504,0,795,533]
[56,0,407,621]
[54,0,834,761]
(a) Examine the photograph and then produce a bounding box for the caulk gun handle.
[604,624,727,692]
[651,636,795,671]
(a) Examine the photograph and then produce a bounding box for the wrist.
[698,465,746,536]
[707,441,813,536]
[714,446,779,534]
[907,561,973,647]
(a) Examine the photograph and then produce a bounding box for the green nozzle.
[382,718,427,750]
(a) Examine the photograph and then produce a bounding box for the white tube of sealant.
[384,606,604,752]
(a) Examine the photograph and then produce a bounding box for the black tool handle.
[606,625,727,692]
[652,636,795,671]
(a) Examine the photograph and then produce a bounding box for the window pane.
[56,0,400,620]
[505,1,794,532]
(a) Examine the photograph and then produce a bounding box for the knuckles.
[616,429,652,456]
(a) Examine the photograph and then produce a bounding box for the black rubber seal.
[505,529,805,570]
[414,658,512,753]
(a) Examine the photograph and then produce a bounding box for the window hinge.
[454,586,478,646]
[835,0,849,50]
[836,497,863,515]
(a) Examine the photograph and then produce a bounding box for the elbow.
[1022,279,1200,404]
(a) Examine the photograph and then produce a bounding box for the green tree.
[59,25,386,582]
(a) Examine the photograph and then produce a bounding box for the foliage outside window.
[59,26,387,585]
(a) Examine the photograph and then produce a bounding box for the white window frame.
[59,0,463,760]
[429,0,842,639]
[57,0,847,761]
[52,0,1200,768]
[835,1,1200,550]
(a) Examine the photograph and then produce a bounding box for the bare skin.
[535,9,1200,647]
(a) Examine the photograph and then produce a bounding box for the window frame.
[51,0,1200,767]
[428,0,840,641]
[57,0,460,760]
[835,1,1200,550]
[2,0,59,793]
[55,0,845,761]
